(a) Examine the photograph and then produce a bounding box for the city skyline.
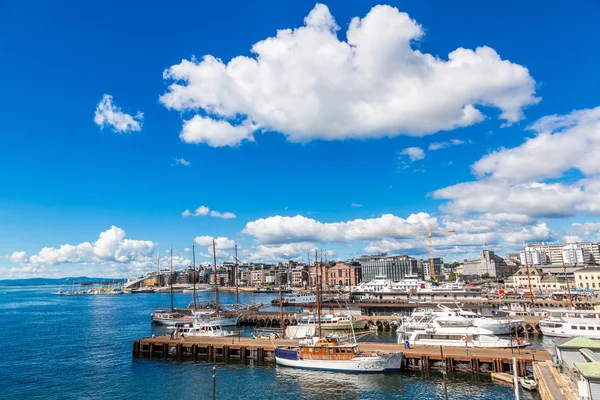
[1,0,599,279]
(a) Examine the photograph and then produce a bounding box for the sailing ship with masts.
[275,250,403,372]
[151,242,257,327]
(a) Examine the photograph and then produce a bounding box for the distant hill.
[0,277,126,286]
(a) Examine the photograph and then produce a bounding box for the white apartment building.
[563,243,592,265]
[520,242,600,266]
[520,249,549,266]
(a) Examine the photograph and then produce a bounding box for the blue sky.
[1,0,600,278]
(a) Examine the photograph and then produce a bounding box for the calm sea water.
[0,286,541,399]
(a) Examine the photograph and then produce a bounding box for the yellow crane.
[359,224,456,281]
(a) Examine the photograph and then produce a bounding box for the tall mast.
[279,272,285,338]
[157,251,160,287]
[235,244,239,305]
[192,244,197,310]
[170,247,174,312]
[213,239,220,317]
[315,249,322,338]
[523,245,535,309]
[561,253,574,309]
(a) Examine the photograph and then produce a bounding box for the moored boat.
[398,318,530,348]
[275,336,403,372]
[539,309,600,338]
[519,377,538,390]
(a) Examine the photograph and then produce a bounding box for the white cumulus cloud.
[160,4,538,147]
[94,94,143,133]
[182,205,236,219]
[399,147,425,161]
[9,226,155,267]
[180,115,255,147]
[472,107,600,183]
[243,213,437,245]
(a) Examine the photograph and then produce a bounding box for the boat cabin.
[299,337,359,360]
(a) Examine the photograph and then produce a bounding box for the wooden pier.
[132,335,550,377]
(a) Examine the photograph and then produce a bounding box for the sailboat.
[191,240,241,326]
[151,248,188,325]
[275,250,403,372]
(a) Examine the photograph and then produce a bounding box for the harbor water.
[0,286,541,399]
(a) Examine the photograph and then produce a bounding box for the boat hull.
[275,349,403,373]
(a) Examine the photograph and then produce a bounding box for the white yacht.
[170,322,234,337]
[296,313,368,331]
[500,303,548,318]
[412,305,522,335]
[539,309,600,338]
[398,318,529,348]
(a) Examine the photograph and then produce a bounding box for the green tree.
[480,273,490,280]
[447,272,457,281]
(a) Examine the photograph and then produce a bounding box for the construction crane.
[358,224,456,282]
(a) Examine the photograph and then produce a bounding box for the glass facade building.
[356,254,419,282]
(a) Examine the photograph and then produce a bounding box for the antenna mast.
[169,247,174,312]
[213,239,220,317]
[315,249,322,338]
[192,245,197,310]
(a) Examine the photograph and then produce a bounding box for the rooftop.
[558,337,600,350]
[574,362,600,379]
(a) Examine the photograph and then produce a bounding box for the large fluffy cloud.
[434,107,600,220]
[243,213,437,244]
[11,226,155,266]
[160,4,538,147]
[434,180,589,218]
[94,94,143,133]
[241,212,549,259]
[194,235,236,259]
[472,107,600,182]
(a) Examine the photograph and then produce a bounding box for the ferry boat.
[275,336,403,372]
[279,292,317,305]
[412,305,522,335]
[539,309,600,338]
[398,319,530,348]
[352,275,431,294]
[500,303,548,318]
[170,322,234,337]
[296,313,368,331]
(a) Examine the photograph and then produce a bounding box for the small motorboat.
[519,377,538,391]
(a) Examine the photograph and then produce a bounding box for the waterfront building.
[355,254,418,282]
[462,250,515,278]
[575,267,600,290]
[324,262,361,287]
[520,248,549,266]
[520,242,600,266]
[420,257,444,281]
[506,267,543,289]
